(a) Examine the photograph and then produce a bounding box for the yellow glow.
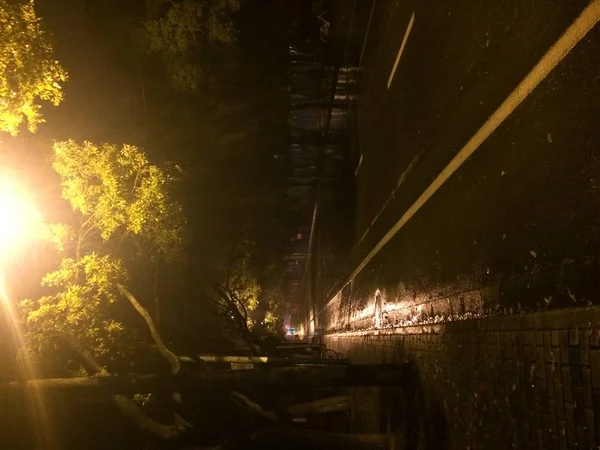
[0,176,42,259]
[0,176,54,447]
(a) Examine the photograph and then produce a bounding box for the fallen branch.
[112,395,187,440]
[229,391,277,421]
[3,364,409,395]
[117,283,180,374]
[285,395,350,416]
[229,392,350,422]
[3,374,182,396]
[253,428,391,448]
[60,333,187,440]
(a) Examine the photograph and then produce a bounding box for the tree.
[0,0,67,134]
[262,300,284,336]
[201,236,263,352]
[18,139,190,439]
[139,0,241,93]
[12,145,407,448]
[22,140,186,373]
[253,268,285,339]
[224,236,260,313]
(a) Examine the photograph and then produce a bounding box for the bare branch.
[229,391,277,422]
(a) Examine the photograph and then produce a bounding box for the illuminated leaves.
[21,253,129,362]
[52,140,187,261]
[225,237,261,316]
[262,309,282,334]
[0,0,67,134]
[23,141,187,367]
[42,223,73,252]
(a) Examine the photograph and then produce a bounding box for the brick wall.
[324,307,600,449]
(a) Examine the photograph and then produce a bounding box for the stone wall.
[324,307,600,449]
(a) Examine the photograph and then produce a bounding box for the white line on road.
[387,12,415,89]
[357,152,421,245]
[355,153,364,177]
[326,0,600,308]
[357,0,377,69]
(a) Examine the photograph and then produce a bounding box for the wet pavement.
[316,4,600,448]
[336,0,600,321]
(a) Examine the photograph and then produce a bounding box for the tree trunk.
[3,374,182,396]
[229,392,350,422]
[153,257,161,331]
[285,395,350,415]
[3,364,408,395]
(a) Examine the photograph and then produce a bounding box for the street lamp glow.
[0,177,42,257]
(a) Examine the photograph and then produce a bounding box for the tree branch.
[59,332,108,376]
[229,392,350,422]
[4,364,410,393]
[113,229,131,258]
[285,396,351,416]
[111,395,188,440]
[207,280,260,354]
[253,429,391,448]
[229,391,278,421]
[59,333,186,440]
[76,214,97,260]
[4,373,180,396]
[79,211,96,231]
[117,283,180,374]
[153,256,161,330]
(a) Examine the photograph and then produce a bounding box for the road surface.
[328,0,600,327]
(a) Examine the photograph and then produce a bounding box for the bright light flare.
[0,177,43,259]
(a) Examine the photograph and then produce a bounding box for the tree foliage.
[0,0,67,134]
[254,273,285,338]
[262,307,283,335]
[139,0,241,92]
[20,254,131,368]
[52,140,186,262]
[22,140,186,371]
[222,236,260,317]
